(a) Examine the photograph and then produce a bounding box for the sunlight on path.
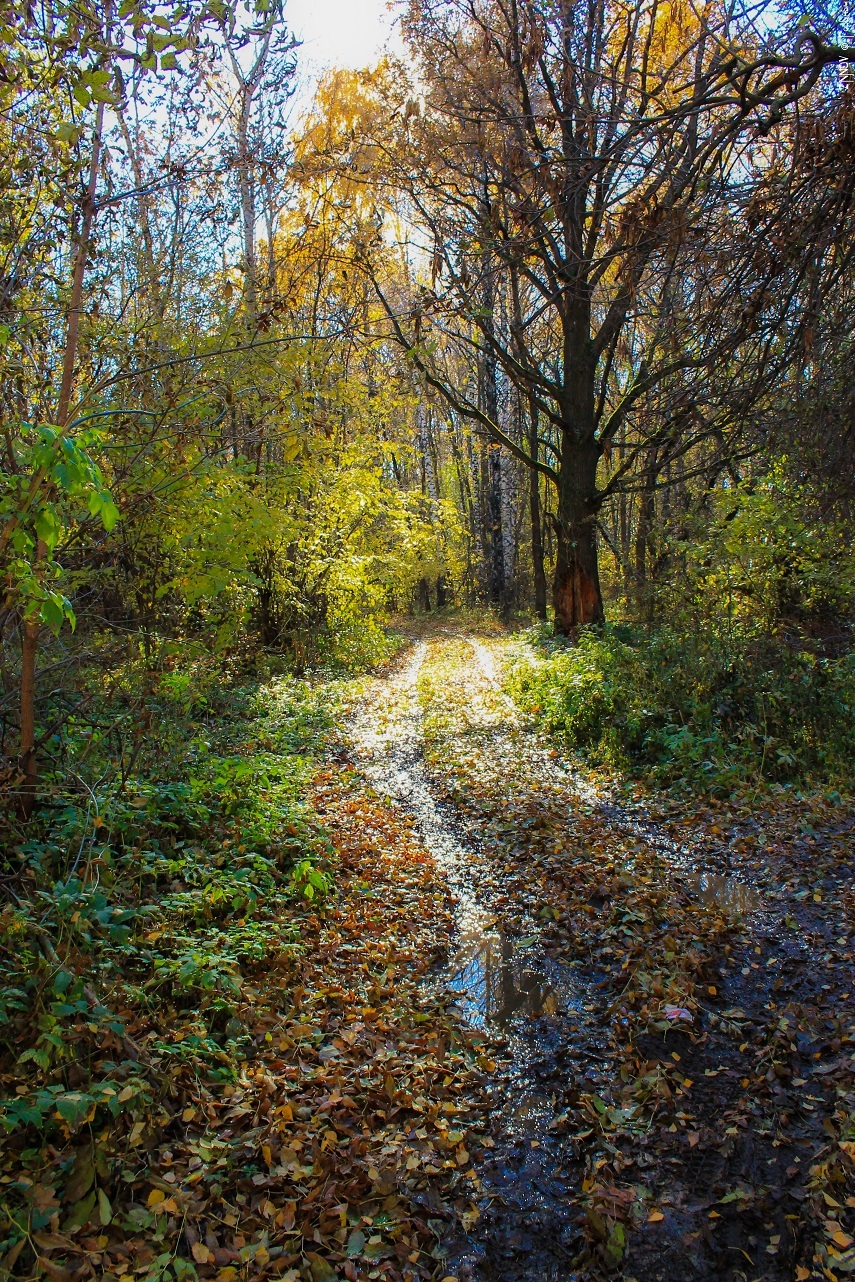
[347,639,572,1029]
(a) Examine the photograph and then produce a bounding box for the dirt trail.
[344,630,855,1282]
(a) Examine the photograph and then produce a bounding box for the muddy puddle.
[447,929,559,1027]
[347,639,609,1278]
[687,869,762,912]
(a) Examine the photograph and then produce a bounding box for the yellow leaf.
[648,1210,664,1222]
[147,1189,165,1207]
[796,1268,810,1281]
[832,1231,854,1249]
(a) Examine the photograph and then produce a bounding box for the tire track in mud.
[348,638,606,1280]
[345,632,855,1282]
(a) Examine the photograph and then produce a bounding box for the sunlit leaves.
[1,422,120,633]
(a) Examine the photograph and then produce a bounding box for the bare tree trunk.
[527,396,548,620]
[117,106,165,319]
[552,452,604,634]
[237,93,258,323]
[635,468,657,625]
[552,336,604,635]
[226,27,274,329]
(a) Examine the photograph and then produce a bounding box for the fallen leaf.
[306,1252,338,1282]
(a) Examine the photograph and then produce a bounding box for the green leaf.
[41,592,74,636]
[63,1190,96,1233]
[97,1188,112,1226]
[56,121,82,144]
[55,1092,93,1126]
[99,498,120,531]
[34,505,61,551]
[346,1228,366,1257]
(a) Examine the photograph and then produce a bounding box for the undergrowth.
[508,624,855,796]
[0,649,339,1262]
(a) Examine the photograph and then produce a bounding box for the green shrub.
[509,625,855,794]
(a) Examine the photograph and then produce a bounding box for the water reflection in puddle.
[447,929,559,1028]
[688,871,761,913]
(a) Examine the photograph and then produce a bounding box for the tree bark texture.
[527,396,548,620]
[552,442,604,634]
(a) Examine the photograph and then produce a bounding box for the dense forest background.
[1,0,855,1276]
[3,0,855,805]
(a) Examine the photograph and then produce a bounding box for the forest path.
[341,628,855,1282]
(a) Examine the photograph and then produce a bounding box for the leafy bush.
[509,625,855,794]
[0,656,339,1146]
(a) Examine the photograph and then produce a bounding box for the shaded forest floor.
[2,623,854,1282]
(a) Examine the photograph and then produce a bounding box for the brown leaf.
[63,1146,94,1204]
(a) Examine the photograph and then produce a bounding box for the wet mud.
[346,633,855,1282]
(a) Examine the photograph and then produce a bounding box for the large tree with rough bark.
[350,0,855,632]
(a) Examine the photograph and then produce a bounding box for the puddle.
[512,1091,552,1124]
[447,928,559,1028]
[688,871,761,913]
